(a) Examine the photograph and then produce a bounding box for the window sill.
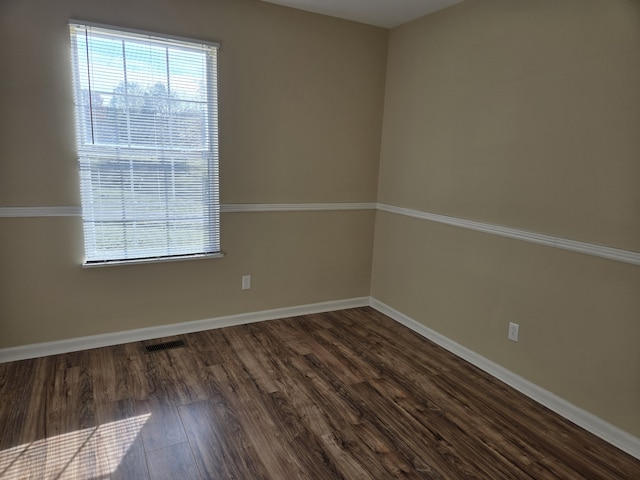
[82,252,225,268]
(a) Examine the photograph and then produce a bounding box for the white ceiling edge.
[260,0,463,29]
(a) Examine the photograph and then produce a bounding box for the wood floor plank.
[267,318,317,356]
[328,427,426,480]
[365,376,537,479]
[318,431,377,480]
[351,380,503,479]
[183,328,237,367]
[247,323,304,359]
[223,326,282,394]
[207,361,317,480]
[284,321,365,385]
[287,353,365,425]
[145,348,206,406]
[178,398,267,479]
[267,356,341,436]
[375,450,432,479]
[0,359,47,450]
[1,307,639,479]
[0,359,53,479]
[146,441,201,480]
[265,389,354,479]
[308,327,383,382]
[140,397,187,452]
[89,346,119,403]
[334,310,457,379]
[420,366,625,478]
[95,399,151,480]
[165,346,209,404]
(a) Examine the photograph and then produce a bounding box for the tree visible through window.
[69,22,221,265]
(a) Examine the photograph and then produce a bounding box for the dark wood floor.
[1,307,639,479]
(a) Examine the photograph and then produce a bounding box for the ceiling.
[260,0,463,29]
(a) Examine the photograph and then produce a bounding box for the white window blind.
[69,22,221,265]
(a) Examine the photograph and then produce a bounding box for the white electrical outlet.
[508,322,519,342]
[242,275,251,290]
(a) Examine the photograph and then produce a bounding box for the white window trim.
[69,21,222,266]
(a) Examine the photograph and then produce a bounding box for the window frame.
[69,21,223,267]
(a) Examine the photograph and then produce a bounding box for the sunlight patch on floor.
[0,413,151,480]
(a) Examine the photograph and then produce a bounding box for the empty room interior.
[1,0,639,478]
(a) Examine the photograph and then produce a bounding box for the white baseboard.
[0,297,369,363]
[369,297,640,460]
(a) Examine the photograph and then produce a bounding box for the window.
[69,22,221,265]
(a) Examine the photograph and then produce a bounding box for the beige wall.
[373,0,640,437]
[1,211,375,346]
[0,0,386,345]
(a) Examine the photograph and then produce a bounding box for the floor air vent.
[145,340,186,353]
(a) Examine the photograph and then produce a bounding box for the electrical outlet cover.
[508,322,519,342]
